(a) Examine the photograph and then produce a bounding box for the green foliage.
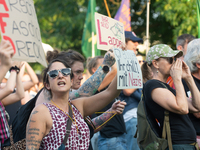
[154,0,198,46]
[33,0,198,55]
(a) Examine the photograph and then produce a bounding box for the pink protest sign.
[0,0,47,67]
[95,12,125,51]
[113,48,143,89]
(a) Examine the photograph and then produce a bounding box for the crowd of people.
[0,31,200,150]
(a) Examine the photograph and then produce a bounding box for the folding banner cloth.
[0,0,47,67]
[81,0,100,58]
[114,0,131,31]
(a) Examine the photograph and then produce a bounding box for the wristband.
[9,66,20,74]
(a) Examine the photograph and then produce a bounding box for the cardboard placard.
[0,0,47,67]
[95,12,125,51]
[113,48,143,89]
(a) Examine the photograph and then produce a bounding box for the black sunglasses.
[47,68,71,79]
[162,57,176,64]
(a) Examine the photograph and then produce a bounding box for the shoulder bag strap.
[62,103,73,145]
[162,111,173,150]
[160,83,173,150]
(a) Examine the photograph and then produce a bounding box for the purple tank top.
[40,102,90,150]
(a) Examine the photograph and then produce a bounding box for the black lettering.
[20,21,28,36]
[117,59,125,71]
[28,22,34,37]
[19,0,27,14]
[8,0,21,12]
[12,21,21,34]
[26,41,35,57]
[26,1,33,16]
[33,42,42,60]
[16,40,27,56]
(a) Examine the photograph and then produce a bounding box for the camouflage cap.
[146,44,183,65]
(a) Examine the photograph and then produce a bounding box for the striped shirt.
[0,101,9,146]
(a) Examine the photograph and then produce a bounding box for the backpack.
[135,92,173,150]
[2,89,42,148]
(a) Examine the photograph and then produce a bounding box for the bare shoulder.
[30,103,51,120]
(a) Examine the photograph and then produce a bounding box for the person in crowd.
[0,40,15,148]
[87,56,104,76]
[26,54,123,149]
[167,34,195,88]
[125,31,143,54]
[47,50,126,150]
[142,44,200,150]
[87,55,118,150]
[4,61,36,125]
[183,39,200,148]
[21,61,39,104]
[176,34,196,60]
[9,48,123,149]
[136,54,145,67]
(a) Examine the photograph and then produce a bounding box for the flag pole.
[146,0,150,55]
[104,0,111,17]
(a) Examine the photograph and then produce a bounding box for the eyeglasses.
[139,60,145,63]
[47,68,71,79]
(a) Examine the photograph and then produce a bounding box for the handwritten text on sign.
[95,12,125,51]
[0,0,47,66]
[113,48,143,89]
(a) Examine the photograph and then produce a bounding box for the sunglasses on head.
[47,68,71,79]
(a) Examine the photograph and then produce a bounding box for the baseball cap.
[146,44,183,65]
[125,31,143,43]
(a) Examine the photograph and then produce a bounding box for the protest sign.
[113,48,143,89]
[95,12,125,51]
[0,0,47,67]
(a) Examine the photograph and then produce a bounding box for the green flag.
[197,0,200,38]
[81,0,100,58]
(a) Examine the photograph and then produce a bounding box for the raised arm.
[2,64,25,106]
[92,100,126,133]
[0,40,14,82]
[98,62,117,91]
[0,70,17,100]
[181,61,200,112]
[73,74,121,117]
[22,62,39,91]
[70,50,116,100]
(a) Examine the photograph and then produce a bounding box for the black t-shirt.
[143,79,196,144]
[182,75,200,135]
[95,90,126,138]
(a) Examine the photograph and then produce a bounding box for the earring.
[70,88,72,92]
[157,70,159,73]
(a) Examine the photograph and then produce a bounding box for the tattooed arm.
[26,105,51,150]
[92,100,126,133]
[69,50,116,100]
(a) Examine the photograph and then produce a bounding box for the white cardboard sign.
[95,12,125,51]
[0,0,47,67]
[113,48,143,89]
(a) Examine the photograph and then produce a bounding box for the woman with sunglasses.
[26,57,123,149]
[141,44,200,150]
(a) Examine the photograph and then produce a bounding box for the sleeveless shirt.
[40,102,90,150]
